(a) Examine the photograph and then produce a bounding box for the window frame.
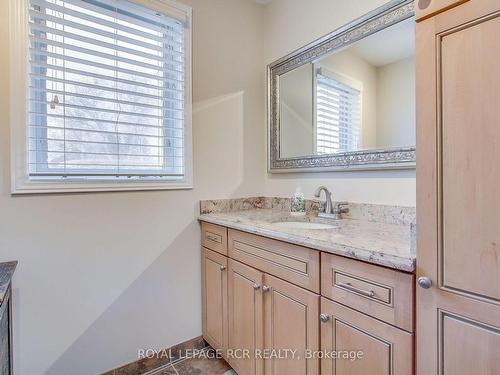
[10,0,193,194]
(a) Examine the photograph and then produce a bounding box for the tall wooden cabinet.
[416,1,500,374]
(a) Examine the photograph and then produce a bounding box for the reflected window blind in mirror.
[28,0,186,180]
[315,71,360,154]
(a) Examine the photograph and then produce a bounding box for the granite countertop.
[199,209,415,272]
[0,261,18,305]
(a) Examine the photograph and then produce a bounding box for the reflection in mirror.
[279,17,415,159]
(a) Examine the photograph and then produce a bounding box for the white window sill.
[11,180,193,195]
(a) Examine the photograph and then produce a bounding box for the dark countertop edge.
[198,216,415,273]
[0,261,18,305]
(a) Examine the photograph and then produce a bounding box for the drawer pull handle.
[262,285,270,293]
[206,233,221,243]
[220,265,226,271]
[253,283,261,290]
[338,282,375,298]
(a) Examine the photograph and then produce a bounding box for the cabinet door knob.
[220,265,226,271]
[320,313,330,323]
[418,0,432,10]
[253,283,261,290]
[262,285,270,292]
[417,276,432,289]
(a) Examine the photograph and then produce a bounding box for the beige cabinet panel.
[227,259,264,375]
[416,1,500,374]
[335,320,390,375]
[320,297,413,375]
[441,312,500,375]
[440,14,500,302]
[263,274,319,375]
[202,248,228,352]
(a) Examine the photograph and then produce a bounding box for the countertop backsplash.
[200,197,415,226]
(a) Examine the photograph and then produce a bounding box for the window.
[315,69,361,154]
[11,0,192,193]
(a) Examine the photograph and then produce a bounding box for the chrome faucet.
[314,186,349,219]
[314,186,333,215]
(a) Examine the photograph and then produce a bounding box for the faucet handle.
[334,201,349,213]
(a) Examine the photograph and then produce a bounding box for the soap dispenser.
[291,187,306,216]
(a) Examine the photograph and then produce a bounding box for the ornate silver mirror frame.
[267,0,415,173]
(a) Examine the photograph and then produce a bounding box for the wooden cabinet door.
[416,1,500,374]
[263,274,319,375]
[202,248,228,352]
[320,297,413,375]
[415,0,469,21]
[227,259,264,375]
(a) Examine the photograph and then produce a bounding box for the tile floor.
[102,337,237,375]
[147,348,235,375]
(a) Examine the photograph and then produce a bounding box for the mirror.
[268,0,416,172]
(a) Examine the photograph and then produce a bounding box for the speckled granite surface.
[200,197,323,216]
[200,197,415,225]
[199,200,416,272]
[0,261,17,305]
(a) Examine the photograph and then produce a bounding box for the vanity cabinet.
[320,297,413,375]
[202,224,321,375]
[201,223,414,375]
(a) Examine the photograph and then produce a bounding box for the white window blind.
[28,0,186,180]
[315,72,360,154]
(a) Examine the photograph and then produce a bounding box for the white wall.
[0,0,265,374]
[263,0,416,206]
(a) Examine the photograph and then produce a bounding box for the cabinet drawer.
[321,253,414,332]
[228,229,320,293]
[201,222,228,255]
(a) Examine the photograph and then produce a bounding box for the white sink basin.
[272,221,337,230]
